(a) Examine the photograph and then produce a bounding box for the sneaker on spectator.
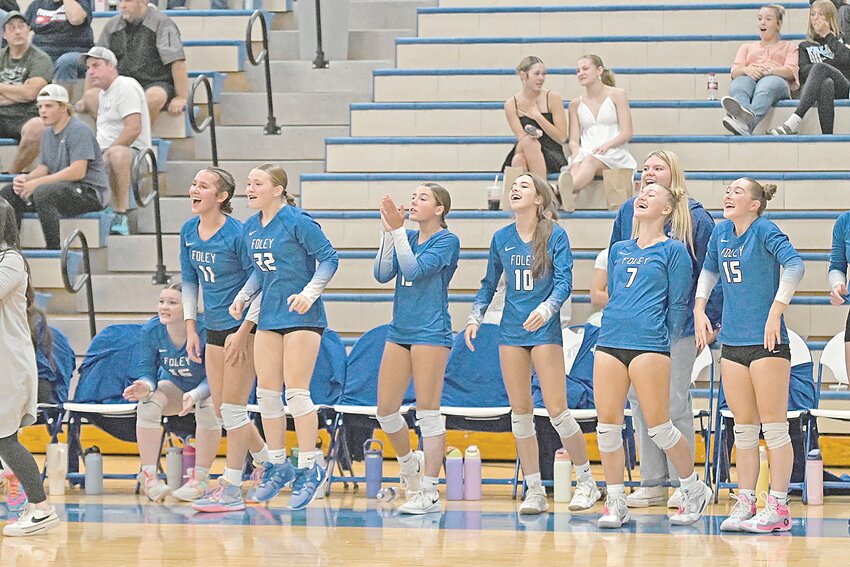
[110,212,130,236]
[2,504,60,536]
[722,114,750,136]
[2,470,27,512]
[721,96,755,126]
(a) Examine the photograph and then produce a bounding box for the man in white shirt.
[80,46,151,236]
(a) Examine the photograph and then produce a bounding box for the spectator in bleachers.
[502,56,567,201]
[721,5,799,136]
[0,11,53,173]
[769,0,850,134]
[80,0,187,124]
[24,0,95,96]
[82,46,151,237]
[0,0,19,19]
[812,0,850,39]
[0,85,107,249]
[560,55,636,213]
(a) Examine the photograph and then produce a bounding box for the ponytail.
[668,186,695,257]
[580,54,615,87]
[255,162,296,206]
[742,177,777,216]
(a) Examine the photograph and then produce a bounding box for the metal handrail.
[246,10,281,135]
[132,148,171,285]
[188,74,219,166]
[60,229,96,340]
[312,0,329,69]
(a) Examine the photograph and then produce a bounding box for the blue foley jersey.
[180,216,254,331]
[375,229,460,347]
[829,211,850,279]
[599,238,693,352]
[471,223,573,346]
[703,216,801,346]
[135,316,208,395]
[243,205,339,330]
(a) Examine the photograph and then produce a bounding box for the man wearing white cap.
[0,84,108,249]
[81,46,151,237]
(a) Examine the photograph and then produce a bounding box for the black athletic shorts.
[721,344,791,367]
[845,309,850,342]
[206,325,256,348]
[596,346,670,368]
[267,326,325,337]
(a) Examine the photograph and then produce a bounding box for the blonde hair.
[633,184,695,256]
[254,163,295,206]
[516,56,544,76]
[420,182,451,229]
[516,173,558,280]
[579,54,615,87]
[641,149,687,191]
[761,4,785,24]
[742,177,777,216]
[808,0,840,40]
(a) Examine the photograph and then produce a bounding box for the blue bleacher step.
[22,210,113,248]
[34,291,51,311]
[418,3,810,14]
[187,71,226,103]
[25,249,83,289]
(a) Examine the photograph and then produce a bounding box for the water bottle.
[707,73,718,101]
[756,446,770,506]
[182,443,196,483]
[315,448,326,500]
[364,439,384,499]
[806,449,824,506]
[166,446,183,489]
[84,446,103,495]
[463,446,482,501]
[553,448,573,503]
[46,442,67,496]
[445,447,464,501]
[376,486,398,502]
[289,447,300,468]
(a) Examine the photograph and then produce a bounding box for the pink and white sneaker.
[2,471,27,512]
[739,495,792,533]
[720,493,757,532]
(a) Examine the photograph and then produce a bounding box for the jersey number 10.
[722,260,743,283]
[514,269,534,291]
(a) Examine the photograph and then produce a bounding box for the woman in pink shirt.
[721,5,799,135]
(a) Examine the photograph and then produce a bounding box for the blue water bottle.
[364,439,384,499]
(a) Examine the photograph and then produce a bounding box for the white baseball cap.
[36,84,70,104]
[80,46,118,66]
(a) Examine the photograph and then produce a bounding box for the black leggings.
[795,62,850,134]
[0,431,47,504]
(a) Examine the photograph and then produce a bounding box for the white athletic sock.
[423,476,439,493]
[769,490,788,506]
[297,450,317,470]
[251,444,269,464]
[397,451,418,473]
[223,467,243,487]
[679,471,698,491]
[575,461,592,479]
[740,489,756,502]
[141,464,156,476]
[269,449,287,465]
[608,484,625,497]
[525,472,542,489]
[194,466,210,478]
[784,113,802,132]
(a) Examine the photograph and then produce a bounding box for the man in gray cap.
[0,11,53,173]
[81,46,151,236]
[0,84,108,249]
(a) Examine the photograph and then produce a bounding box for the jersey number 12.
[514,269,534,291]
[722,260,742,283]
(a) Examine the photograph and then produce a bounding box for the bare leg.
[500,345,538,476]
[10,118,45,173]
[721,359,761,491]
[103,146,133,213]
[569,155,607,193]
[376,342,414,457]
[281,330,322,454]
[592,352,631,485]
[410,345,449,478]
[751,357,792,493]
[253,330,286,451]
[145,86,168,124]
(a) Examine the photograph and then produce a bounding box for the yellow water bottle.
[756,446,770,506]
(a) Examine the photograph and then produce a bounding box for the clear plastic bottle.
[707,73,719,101]
[376,486,398,502]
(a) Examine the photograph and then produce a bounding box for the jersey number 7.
[625,266,639,288]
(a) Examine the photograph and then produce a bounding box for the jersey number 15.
[722,260,742,283]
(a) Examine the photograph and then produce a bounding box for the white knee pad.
[596,422,623,453]
[647,420,683,451]
[376,411,406,435]
[416,409,445,438]
[220,403,251,432]
[511,413,536,440]
[136,398,163,429]
[285,388,315,418]
[194,398,220,431]
[733,423,761,450]
[550,409,581,439]
[762,422,791,450]
[257,388,285,419]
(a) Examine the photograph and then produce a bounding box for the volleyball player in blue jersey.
[173,168,271,512]
[828,210,850,375]
[695,178,803,533]
[465,173,598,515]
[373,183,460,515]
[122,283,221,503]
[595,183,712,529]
[230,163,339,510]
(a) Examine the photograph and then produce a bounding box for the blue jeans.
[728,75,791,128]
[54,52,86,83]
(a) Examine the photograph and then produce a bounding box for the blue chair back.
[442,323,507,407]
[532,323,598,409]
[341,325,415,406]
[74,324,144,404]
[37,324,75,404]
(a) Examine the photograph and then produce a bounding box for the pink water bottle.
[806,449,824,505]
[445,447,464,500]
[463,446,481,500]
[182,443,196,483]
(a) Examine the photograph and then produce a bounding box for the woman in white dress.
[0,197,60,536]
[560,55,637,212]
